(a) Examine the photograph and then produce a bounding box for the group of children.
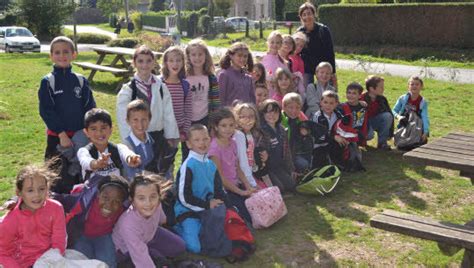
[0,31,431,267]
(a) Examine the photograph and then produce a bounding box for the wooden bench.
[74,62,133,91]
[370,210,474,267]
[403,132,474,184]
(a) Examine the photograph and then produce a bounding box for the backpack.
[83,143,123,181]
[129,78,164,101]
[46,72,86,92]
[224,209,256,263]
[394,110,423,150]
[199,205,233,258]
[296,165,341,195]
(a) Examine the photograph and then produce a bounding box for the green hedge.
[142,12,167,29]
[108,37,140,48]
[319,3,474,48]
[66,33,111,44]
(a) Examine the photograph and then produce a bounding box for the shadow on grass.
[313,147,428,227]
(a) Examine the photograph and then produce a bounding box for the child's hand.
[0,200,17,211]
[239,189,252,197]
[359,101,368,108]
[92,153,110,170]
[128,155,141,167]
[210,199,224,209]
[334,135,349,147]
[259,150,268,162]
[59,132,73,148]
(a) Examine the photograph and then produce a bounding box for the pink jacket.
[0,198,66,268]
[261,53,288,97]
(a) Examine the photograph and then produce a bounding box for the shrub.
[108,37,140,48]
[142,12,167,29]
[0,13,17,26]
[109,13,118,27]
[284,12,299,21]
[130,11,142,31]
[66,32,111,44]
[137,33,173,52]
[198,15,212,34]
[319,3,474,49]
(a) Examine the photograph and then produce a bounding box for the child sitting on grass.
[77,108,141,180]
[280,93,308,173]
[259,99,296,193]
[113,174,185,267]
[272,67,297,106]
[311,90,343,169]
[361,75,394,150]
[335,82,368,172]
[55,174,130,268]
[208,108,255,223]
[392,76,430,150]
[174,124,227,253]
[0,164,66,268]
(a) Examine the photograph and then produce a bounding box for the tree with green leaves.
[275,0,285,21]
[214,0,233,17]
[149,0,165,11]
[17,0,75,39]
[97,0,138,17]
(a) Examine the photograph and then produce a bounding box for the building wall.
[231,0,273,20]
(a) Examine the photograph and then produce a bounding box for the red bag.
[224,209,254,244]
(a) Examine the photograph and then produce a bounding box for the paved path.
[64,25,117,40]
[11,25,473,84]
[206,46,473,84]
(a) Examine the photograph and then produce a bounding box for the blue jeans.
[73,234,117,268]
[294,154,312,173]
[367,112,393,145]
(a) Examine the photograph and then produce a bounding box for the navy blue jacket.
[38,65,96,134]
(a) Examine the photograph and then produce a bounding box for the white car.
[225,17,256,32]
[0,26,41,53]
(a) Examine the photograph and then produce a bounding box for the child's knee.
[181,218,202,253]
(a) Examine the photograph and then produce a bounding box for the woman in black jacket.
[297,2,337,88]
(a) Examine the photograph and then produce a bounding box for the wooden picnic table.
[403,132,474,184]
[74,46,164,85]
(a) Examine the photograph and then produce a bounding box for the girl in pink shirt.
[0,165,66,268]
[261,31,288,96]
[113,175,185,268]
[208,108,255,223]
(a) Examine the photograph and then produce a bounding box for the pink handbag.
[245,186,288,229]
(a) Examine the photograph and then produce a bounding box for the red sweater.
[0,199,66,268]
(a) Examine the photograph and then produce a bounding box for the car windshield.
[6,28,33,37]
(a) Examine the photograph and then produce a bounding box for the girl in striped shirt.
[161,46,192,162]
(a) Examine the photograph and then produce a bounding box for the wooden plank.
[444,134,474,143]
[74,62,131,75]
[433,138,474,148]
[92,46,163,58]
[404,151,474,173]
[430,140,474,151]
[370,211,474,250]
[412,147,474,162]
[423,143,474,156]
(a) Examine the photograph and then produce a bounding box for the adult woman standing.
[297,2,337,88]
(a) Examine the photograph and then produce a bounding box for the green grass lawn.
[0,53,473,267]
